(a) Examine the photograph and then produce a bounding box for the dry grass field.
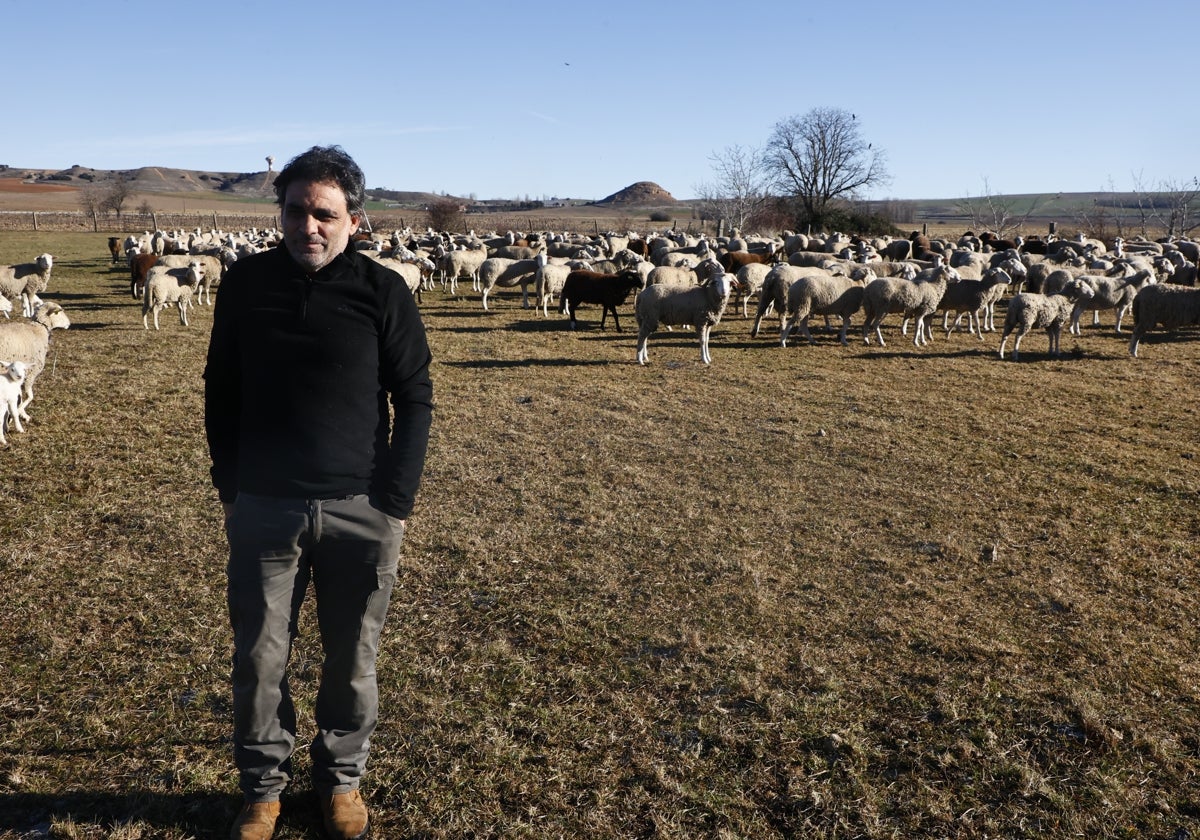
[1,230,1200,839]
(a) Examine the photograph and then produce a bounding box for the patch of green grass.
[2,232,1199,838]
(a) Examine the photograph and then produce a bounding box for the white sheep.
[157,253,223,305]
[0,301,70,422]
[0,292,12,319]
[939,267,1015,338]
[779,270,874,347]
[1069,268,1156,335]
[534,253,573,318]
[861,264,961,347]
[734,262,774,319]
[0,254,53,318]
[751,264,851,338]
[1128,284,1200,357]
[142,262,203,330]
[0,360,26,444]
[635,262,732,365]
[478,257,539,310]
[998,278,1095,360]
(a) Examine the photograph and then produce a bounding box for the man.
[205,145,433,840]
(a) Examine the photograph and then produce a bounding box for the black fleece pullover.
[204,244,433,519]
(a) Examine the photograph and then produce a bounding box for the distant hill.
[595,181,677,206]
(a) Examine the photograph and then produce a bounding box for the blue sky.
[7,0,1196,202]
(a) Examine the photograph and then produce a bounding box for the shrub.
[648,210,671,223]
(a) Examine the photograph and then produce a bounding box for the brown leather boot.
[229,800,281,840]
[319,790,370,839]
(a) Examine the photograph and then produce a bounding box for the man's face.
[281,179,361,273]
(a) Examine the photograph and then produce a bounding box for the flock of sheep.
[1,222,1198,447]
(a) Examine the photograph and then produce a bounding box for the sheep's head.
[36,254,53,272]
[0,360,26,383]
[34,302,71,330]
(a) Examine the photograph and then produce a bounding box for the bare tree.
[763,107,888,226]
[1149,175,1200,238]
[953,178,1051,239]
[100,173,134,218]
[77,183,103,217]
[693,144,771,234]
[426,197,464,232]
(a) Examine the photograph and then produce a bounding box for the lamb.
[998,278,1095,360]
[1068,268,1156,335]
[1128,284,1200,357]
[142,261,203,330]
[0,254,53,318]
[0,360,26,444]
[779,270,873,347]
[559,268,644,331]
[0,301,71,422]
[635,261,732,365]
[477,257,540,310]
[861,264,962,347]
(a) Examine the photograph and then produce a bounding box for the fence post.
[91,210,98,232]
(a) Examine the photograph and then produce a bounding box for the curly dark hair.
[273,145,366,216]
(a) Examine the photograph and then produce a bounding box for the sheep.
[1068,268,1156,335]
[0,254,53,318]
[157,253,223,305]
[534,253,573,318]
[733,262,774,318]
[107,237,123,265]
[938,266,1015,338]
[142,261,203,330]
[861,264,961,347]
[435,243,488,293]
[559,268,644,331]
[0,360,26,444]
[1128,284,1200,357]
[751,264,854,338]
[0,292,11,319]
[0,301,70,422]
[998,278,1095,360]
[477,257,539,310]
[635,261,732,365]
[779,270,873,347]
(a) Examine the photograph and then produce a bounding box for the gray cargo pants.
[225,493,405,801]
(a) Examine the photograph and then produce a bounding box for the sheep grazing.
[142,261,203,330]
[635,261,732,365]
[861,264,961,347]
[779,270,872,347]
[559,268,644,331]
[477,257,539,310]
[998,278,1095,360]
[0,301,71,422]
[0,254,53,318]
[1128,284,1200,357]
[0,360,26,444]
[1069,268,1156,335]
